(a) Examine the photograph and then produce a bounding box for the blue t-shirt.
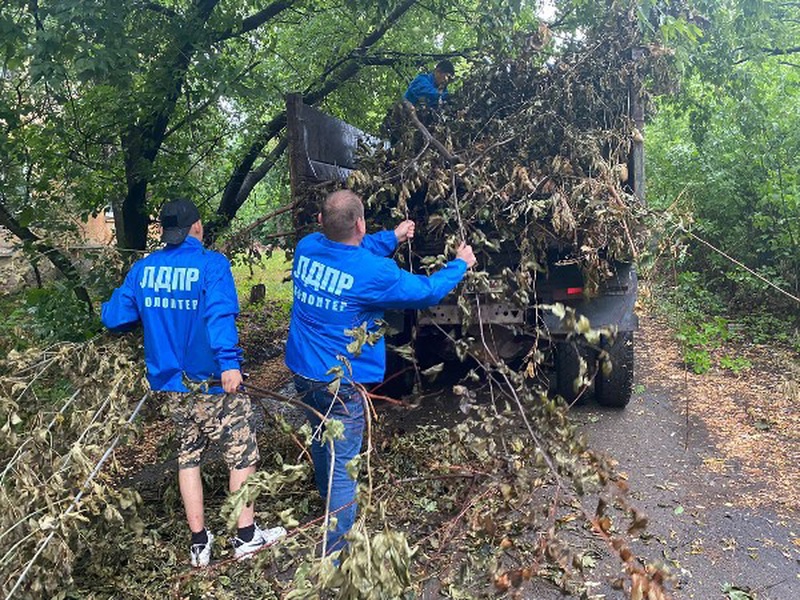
[101,237,242,394]
[285,231,467,383]
[404,72,448,107]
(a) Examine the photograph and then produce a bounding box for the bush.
[656,268,798,373]
[0,283,101,350]
[676,317,729,374]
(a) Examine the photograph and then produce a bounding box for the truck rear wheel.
[555,342,595,404]
[379,346,416,398]
[595,332,634,408]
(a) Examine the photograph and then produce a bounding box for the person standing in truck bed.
[286,189,475,556]
[404,59,455,108]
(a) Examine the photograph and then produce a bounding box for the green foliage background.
[645,0,800,325]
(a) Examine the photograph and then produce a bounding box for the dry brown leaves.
[114,416,173,478]
[638,313,800,515]
[246,355,291,392]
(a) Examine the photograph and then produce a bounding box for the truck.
[284,49,645,408]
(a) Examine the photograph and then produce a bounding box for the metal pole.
[630,47,646,204]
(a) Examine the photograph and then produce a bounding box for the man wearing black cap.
[101,198,285,567]
[403,59,455,107]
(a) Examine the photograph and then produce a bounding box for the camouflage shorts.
[166,392,259,471]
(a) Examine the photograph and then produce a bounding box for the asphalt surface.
[379,326,800,600]
[571,391,799,600]
[577,315,800,600]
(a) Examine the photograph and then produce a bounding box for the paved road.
[573,396,799,599]
[381,318,800,600]
[567,319,800,600]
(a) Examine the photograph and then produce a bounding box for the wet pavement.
[572,390,800,600]
[376,330,800,599]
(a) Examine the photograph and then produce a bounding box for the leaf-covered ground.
[631,314,800,516]
[120,303,800,599]
[2,288,798,599]
[570,312,800,599]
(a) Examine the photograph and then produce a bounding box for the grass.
[230,251,294,308]
[645,275,799,375]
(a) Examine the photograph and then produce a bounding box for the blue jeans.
[293,374,365,554]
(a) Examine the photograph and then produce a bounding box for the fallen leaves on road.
[722,583,755,600]
[639,313,800,514]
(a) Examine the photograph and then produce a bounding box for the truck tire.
[379,345,416,398]
[555,342,594,404]
[595,332,634,408]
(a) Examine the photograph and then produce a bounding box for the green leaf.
[279,508,300,528]
[18,207,35,228]
[550,303,566,320]
[391,343,416,362]
[753,419,771,431]
[421,362,444,381]
[722,583,754,600]
[322,418,345,443]
[345,454,362,479]
[580,552,597,569]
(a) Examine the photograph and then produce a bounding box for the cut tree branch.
[218,201,294,254]
[402,99,458,163]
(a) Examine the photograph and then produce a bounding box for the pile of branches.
[0,325,673,599]
[0,336,147,598]
[342,7,674,296]
[275,6,677,598]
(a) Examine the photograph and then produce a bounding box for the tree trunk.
[115,1,300,251]
[205,136,289,245]
[119,128,152,252]
[118,0,221,251]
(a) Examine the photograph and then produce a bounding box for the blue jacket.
[101,237,242,394]
[285,230,467,383]
[404,72,448,107]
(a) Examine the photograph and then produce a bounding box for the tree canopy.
[1,0,798,308]
[0,0,538,260]
[645,0,800,305]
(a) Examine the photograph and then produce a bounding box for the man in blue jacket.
[102,198,285,567]
[286,189,475,555]
[404,59,455,107]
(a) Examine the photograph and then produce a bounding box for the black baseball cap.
[435,60,455,75]
[159,198,201,245]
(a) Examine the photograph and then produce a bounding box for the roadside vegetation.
[231,252,293,308]
[645,43,800,375]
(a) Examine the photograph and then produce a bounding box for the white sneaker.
[232,524,287,560]
[190,531,214,567]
